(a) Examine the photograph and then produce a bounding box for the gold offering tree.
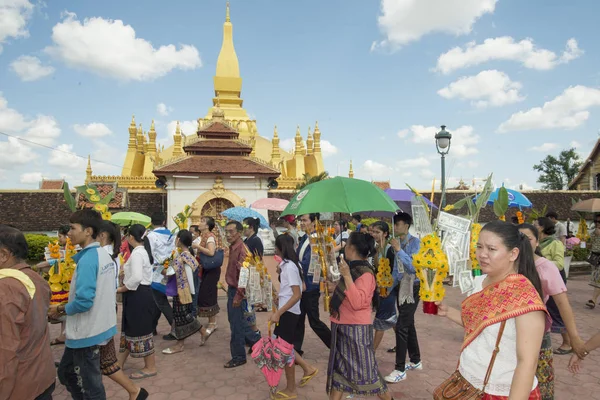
[412,234,449,303]
[308,220,339,312]
[46,238,77,305]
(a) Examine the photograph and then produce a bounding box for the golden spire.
[306,127,314,155]
[85,155,92,183]
[136,123,144,151]
[271,125,281,166]
[128,114,137,149]
[313,121,321,153]
[216,1,240,78]
[294,125,304,156]
[349,160,354,178]
[173,121,183,157]
[148,119,157,144]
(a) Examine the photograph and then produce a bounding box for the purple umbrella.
[364,189,437,217]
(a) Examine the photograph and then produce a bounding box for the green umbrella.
[281,177,399,216]
[111,212,152,227]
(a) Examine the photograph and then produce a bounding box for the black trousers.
[293,290,331,355]
[152,288,173,331]
[35,383,55,400]
[394,282,421,372]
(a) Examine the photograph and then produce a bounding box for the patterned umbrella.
[251,322,295,396]
[221,207,270,229]
[251,198,289,212]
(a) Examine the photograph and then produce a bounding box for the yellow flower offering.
[412,233,449,307]
[376,257,393,296]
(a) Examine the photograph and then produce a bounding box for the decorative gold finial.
[349,160,354,178]
[150,119,155,131]
[306,127,314,155]
[85,155,92,183]
[226,1,230,22]
[175,121,181,135]
[273,125,279,138]
[313,121,321,153]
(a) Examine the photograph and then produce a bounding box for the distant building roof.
[154,155,280,177]
[39,179,64,190]
[372,181,391,191]
[568,137,600,189]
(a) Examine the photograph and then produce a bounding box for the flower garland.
[412,233,449,303]
[516,211,524,224]
[470,223,482,275]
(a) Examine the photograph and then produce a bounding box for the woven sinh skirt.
[536,333,554,400]
[197,267,221,317]
[374,289,397,331]
[99,338,120,376]
[120,285,155,358]
[326,322,388,396]
[172,295,202,340]
[590,261,600,289]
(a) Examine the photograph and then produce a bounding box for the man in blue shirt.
[294,213,331,360]
[384,212,422,384]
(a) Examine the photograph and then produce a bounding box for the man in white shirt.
[546,211,567,245]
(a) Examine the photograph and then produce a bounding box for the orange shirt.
[330,273,376,325]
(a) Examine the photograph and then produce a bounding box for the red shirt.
[225,239,248,303]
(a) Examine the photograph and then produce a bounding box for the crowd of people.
[0,208,599,400]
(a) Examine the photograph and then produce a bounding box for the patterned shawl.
[329,259,375,320]
[460,274,547,352]
[173,250,199,304]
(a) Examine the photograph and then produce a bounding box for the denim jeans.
[227,287,259,362]
[58,346,105,400]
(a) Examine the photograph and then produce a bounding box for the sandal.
[554,347,573,355]
[299,368,318,387]
[200,323,217,346]
[50,338,65,346]
[129,370,157,380]
[586,300,596,309]
[224,359,246,368]
[162,347,184,355]
[272,391,298,399]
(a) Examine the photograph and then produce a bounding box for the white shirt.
[102,244,120,289]
[459,275,538,396]
[554,221,567,240]
[278,259,303,315]
[123,246,153,291]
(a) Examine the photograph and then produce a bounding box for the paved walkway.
[50,259,600,400]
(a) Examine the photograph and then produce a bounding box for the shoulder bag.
[433,320,506,399]
[199,248,224,270]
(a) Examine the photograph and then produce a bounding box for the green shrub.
[25,234,51,262]
[573,246,590,262]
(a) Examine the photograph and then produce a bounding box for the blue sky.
[0,0,599,190]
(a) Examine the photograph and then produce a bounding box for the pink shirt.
[330,273,376,325]
[535,257,567,331]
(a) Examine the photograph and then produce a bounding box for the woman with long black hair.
[163,229,202,355]
[269,234,317,399]
[117,224,158,380]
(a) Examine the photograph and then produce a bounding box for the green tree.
[295,172,329,191]
[533,147,583,190]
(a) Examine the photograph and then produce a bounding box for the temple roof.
[39,179,65,190]
[568,137,600,189]
[197,121,239,139]
[183,139,252,155]
[154,155,279,176]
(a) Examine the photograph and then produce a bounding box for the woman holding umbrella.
[326,232,392,400]
[269,234,318,400]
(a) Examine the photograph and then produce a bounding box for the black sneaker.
[136,388,149,400]
[387,346,396,353]
[163,333,176,341]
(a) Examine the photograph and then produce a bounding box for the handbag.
[165,275,177,297]
[588,252,600,268]
[199,249,224,270]
[433,321,506,400]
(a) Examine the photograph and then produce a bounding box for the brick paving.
[50,257,600,400]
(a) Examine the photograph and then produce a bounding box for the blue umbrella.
[222,207,270,229]
[474,187,532,208]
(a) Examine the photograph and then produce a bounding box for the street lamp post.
[435,125,452,209]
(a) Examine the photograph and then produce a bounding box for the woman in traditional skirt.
[117,224,158,380]
[163,230,202,354]
[192,216,221,345]
[326,232,392,400]
[269,234,318,400]
[98,221,148,399]
[585,218,600,309]
[370,221,398,351]
[519,224,586,400]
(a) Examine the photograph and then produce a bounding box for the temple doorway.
[200,197,234,219]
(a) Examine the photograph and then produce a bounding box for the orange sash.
[461,274,546,351]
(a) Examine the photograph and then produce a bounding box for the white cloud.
[397,129,409,138]
[498,86,600,132]
[320,140,338,158]
[0,137,37,169]
[397,157,430,168]
[167,120,197,137]
[436,37,583,74]
[45,12,202,81]
[372,0,497,51]
[10,55,55,81]
[570,141,581,148]
[25,115,60,146]
[399,125,480,157]
[73,122,112,138]
[279,138,294,153]
[0,0,33,54]
[157,103,172,116]
[362,160,394,177]
[530,143,558,152]
[19,171,43,184]
[419,169,436,179]
[48,144,85,168]
[437,70,524,108]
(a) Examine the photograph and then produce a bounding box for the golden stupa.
[87,2,325,192]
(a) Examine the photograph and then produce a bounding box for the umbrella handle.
[268,321,272,337]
